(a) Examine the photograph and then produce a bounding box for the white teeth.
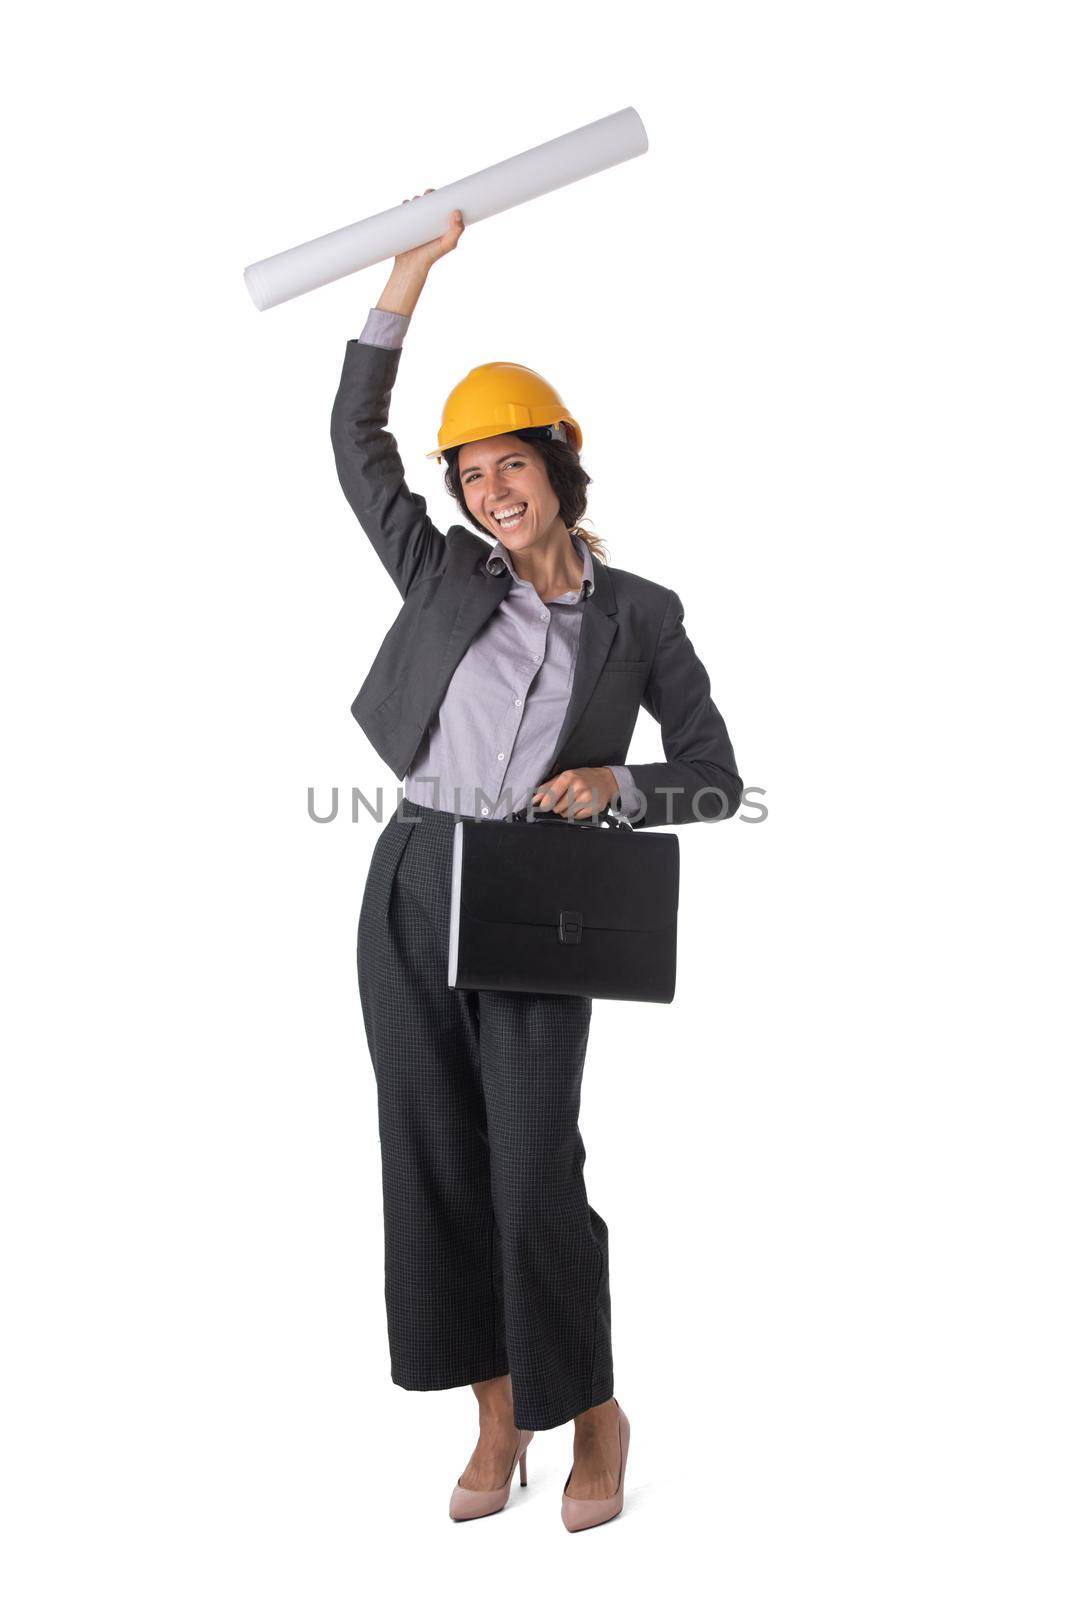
[493,503,527,525]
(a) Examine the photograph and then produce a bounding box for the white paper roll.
[244,106,648,312]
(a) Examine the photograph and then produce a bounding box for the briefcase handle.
[513,807,634,832]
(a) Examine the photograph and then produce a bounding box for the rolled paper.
[244,106,648,311]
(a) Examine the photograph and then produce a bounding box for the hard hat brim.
[426,417,582,462]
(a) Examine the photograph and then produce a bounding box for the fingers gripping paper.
[243,106,648,311]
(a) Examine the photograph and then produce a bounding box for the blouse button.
[497,752,505,761]
[481,806,489,816]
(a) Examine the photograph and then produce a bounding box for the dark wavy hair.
[441,427,609,563]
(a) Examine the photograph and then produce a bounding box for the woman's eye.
[464,461,522,486]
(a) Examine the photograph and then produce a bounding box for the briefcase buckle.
[559,910,583,945]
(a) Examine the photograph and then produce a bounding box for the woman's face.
[457,433,563,551]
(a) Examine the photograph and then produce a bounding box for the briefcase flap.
[459,821,679,934]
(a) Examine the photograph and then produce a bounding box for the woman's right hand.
[393,189,465,276]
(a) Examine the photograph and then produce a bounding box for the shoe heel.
[519,1447,528,1487]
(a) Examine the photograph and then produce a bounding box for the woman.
[330,193,743,1530]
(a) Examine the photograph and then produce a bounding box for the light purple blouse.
[359,306,640,822]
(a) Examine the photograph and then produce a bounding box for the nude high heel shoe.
[449,1428,534,1521]
[561,1399,630,1532]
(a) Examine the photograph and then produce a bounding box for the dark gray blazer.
[330,338,743,829]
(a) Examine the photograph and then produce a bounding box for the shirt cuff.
[358,307,410,349]
[606,764,642,820]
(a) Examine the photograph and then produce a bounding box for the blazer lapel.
[541,560,618,778]
[428,548,511,715]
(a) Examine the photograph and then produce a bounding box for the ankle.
[472,1375,515,1429]
[573,1400,617,1437]
[478,1408,518,1431]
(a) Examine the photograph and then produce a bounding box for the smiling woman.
[437,364,607,570]
[330,189,743,1533]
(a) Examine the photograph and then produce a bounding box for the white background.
[2,2,1064,1595]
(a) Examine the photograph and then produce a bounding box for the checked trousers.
[356,798,613,1432]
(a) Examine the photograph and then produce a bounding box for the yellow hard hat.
[426,361,583,463]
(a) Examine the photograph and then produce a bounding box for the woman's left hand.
[531,767,620,819]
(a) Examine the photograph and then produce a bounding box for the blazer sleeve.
[329,339,449,599]
[624,587,744,828]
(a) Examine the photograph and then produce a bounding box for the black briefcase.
[447,808,680,1003]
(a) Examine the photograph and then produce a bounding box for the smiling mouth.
[491,503,528,531]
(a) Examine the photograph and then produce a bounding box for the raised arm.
[329,197,465,599]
